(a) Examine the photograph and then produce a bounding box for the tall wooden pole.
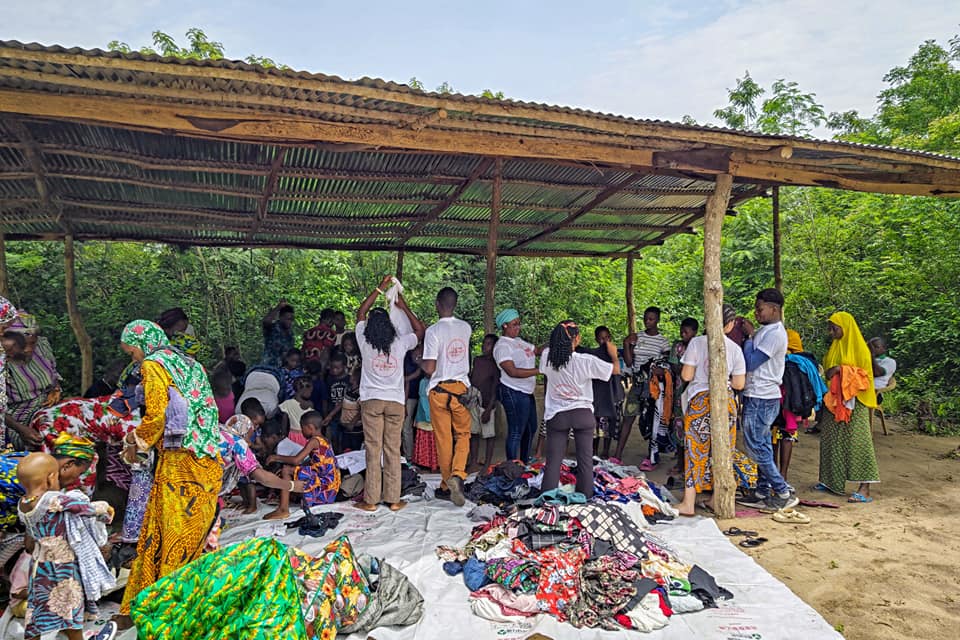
[772,186,782,292]
[0,233,8,298]
[626,253,637,335]
[483,158,502,334]
[703,173,735,519]
[396,250,405,281]
[64,236,93,392]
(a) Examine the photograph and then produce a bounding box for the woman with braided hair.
[354,276,425,512]
[539,320,620,498]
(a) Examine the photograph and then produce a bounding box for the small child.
[322,354,350,453]
[468,334,500,471]
[339,369,364,452]
[211,368,236,424]
[280,348,306,401]
[412,376,439,471]
[263,411,341,521]
[279,376,314,446]
[16,452,115,640]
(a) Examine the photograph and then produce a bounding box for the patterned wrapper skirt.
[818,400,879,494]
[413,426,439,471]
[683,390,737,493]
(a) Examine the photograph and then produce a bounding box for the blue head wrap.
[495,308,520,330]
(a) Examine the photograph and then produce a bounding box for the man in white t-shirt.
[354,275,425,513]
[868,337,897,398]
[421,287,473,506]
[739,288,798,511]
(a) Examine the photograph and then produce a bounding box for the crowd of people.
[0,280,897,638]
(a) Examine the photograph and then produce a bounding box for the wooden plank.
[250,149,287,238]
[772,186,782,291]
[0,233,7,297]
[626,253,636,334]
[398,158,494,246]
[8,119,71,234]
[703,173,735,519]
[509,171,651,250]
[0,89,660,168]
[484,158,502,333]
[64,235,93,392]
[395,250,404,280]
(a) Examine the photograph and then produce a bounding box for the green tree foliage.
[108,29,286,69]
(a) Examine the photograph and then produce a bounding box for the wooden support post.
[772,186,782,292]
[396,250,405,280]
[0,233,8,297]
[626,253,637,334]
[703,173,735,519]
[64,236,93,392]
[483,158,503,333]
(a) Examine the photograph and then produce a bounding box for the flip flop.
[639,459,656,472]
[812,482,831,492]
[723,527,759,537]
[772,508,811,524]
[738,537,768,548]
[799,499,840,509]
[848,492,873,503]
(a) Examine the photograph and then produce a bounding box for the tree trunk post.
[704,173,735,519]
[0,233,8,298]
[64,236,93,392]
[626,253,637,334]
[396,250,405,281]
[772,186,782,292]
[483,158,502,333]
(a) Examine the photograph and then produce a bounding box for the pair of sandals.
[723,527,768,548]
[814,482,874,503]
[772,508,811,525]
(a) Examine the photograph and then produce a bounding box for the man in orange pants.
[421,287,473,506]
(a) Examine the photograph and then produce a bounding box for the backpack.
[782,360,817,418]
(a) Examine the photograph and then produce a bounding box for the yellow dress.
[120,361,222,615]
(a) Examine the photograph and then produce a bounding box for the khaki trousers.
[429,381,472,488]
[361,398,405,504]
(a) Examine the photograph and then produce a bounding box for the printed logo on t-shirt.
[554,383,579,400]
[446,338,467,363]
[372,353,399,376]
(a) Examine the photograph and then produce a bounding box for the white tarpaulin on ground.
[1,475,843,640]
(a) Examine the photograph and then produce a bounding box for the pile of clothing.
[437,502,731,632]
[463,459,678,524]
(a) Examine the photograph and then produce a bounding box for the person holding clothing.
[421,288,473,506]
[353,276,424,512]
[540,321,619,499]
[738,289,798,511]
[493,308,540,463]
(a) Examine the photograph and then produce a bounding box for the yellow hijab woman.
[823,311,876,408]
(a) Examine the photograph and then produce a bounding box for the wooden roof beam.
[7,119,71,234]
[397,157,494,246]
[509,171,651,250]
[251,148,286,238]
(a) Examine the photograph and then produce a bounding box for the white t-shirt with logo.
[680,334,747,399]
[539,348,614,421]
[422,317,472,391]
[355,320,419,404]
[744,321,788,400]
[494,335,538,394]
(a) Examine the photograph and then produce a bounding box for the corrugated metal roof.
[0,41,958,257]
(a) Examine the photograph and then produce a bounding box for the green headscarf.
[121,320,220,459]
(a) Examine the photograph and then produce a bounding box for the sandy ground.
[635,417,960,640]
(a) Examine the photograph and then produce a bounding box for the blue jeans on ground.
[499,384,537,462]
[742,396,790,496]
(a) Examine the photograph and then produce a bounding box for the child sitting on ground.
[16,452,115,640]
[263,411,341,521]
[279,376,314,446]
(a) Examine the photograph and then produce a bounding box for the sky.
[4,0,958,127]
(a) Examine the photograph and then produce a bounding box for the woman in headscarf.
[493,308,540,463]
[816,311,880,503]
[4,312,59,450]
[0,297,19,437]
[113,320,222,631]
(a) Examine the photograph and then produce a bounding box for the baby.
[17,452,116,640]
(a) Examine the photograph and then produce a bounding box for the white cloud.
[579,0,958,126]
